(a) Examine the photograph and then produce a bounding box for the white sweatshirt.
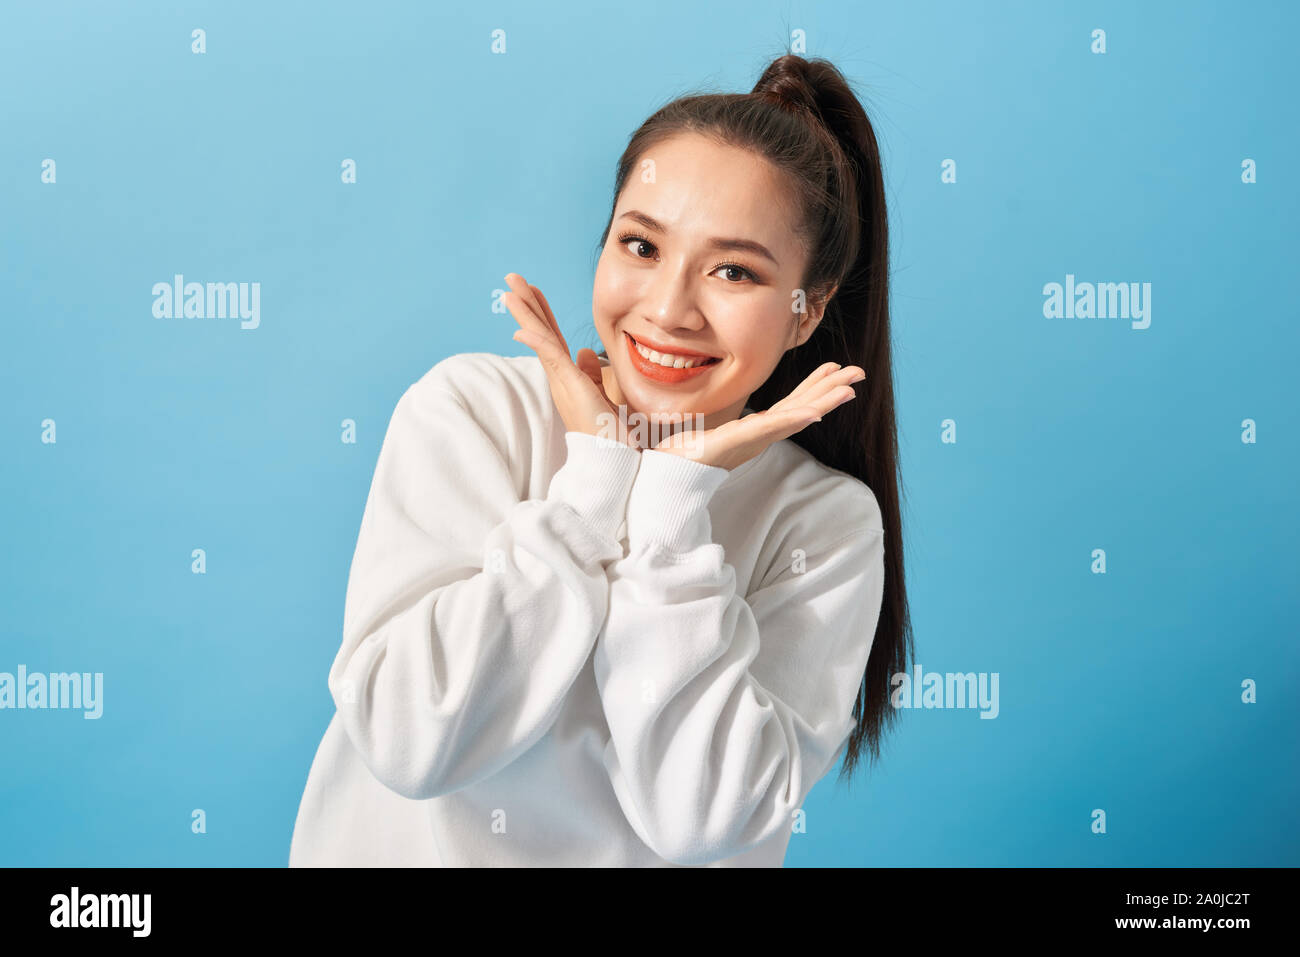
[289,351,886,867]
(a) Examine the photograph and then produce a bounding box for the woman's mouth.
[623,331,721,384]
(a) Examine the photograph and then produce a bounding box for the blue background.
[2,0,1296,866]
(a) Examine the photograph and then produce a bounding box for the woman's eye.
[621,236,656,259]
[713,264,754,284]
[617,233,756,284]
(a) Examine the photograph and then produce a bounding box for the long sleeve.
[329,369,642,801]
[593,448,885,866]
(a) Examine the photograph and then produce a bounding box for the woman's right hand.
[502,273,635,448]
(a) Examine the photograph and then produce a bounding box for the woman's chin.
[628,396,697,422]
[606,365,726,426]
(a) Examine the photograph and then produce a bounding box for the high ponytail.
[594,53,913,786]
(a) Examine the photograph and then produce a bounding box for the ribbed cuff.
[545,431,642,542]
[625,448,731,554]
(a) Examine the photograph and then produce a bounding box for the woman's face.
[592,132,827,432]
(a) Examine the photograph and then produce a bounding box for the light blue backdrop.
[2,0,1296,867]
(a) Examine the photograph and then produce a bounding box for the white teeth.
[632,338,715,368]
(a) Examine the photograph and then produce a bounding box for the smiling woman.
[588,54,912,781]
[289,51,912,868]
[591,136,825,426]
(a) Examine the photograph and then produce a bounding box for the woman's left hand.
[652,362,866,470]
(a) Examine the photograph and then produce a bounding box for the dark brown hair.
[592,52,913,786]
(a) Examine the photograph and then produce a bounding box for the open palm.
[652,362,865,470]
[502,272,630,446]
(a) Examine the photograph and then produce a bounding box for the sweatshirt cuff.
[625,448,731,554]
[546,431,643,542]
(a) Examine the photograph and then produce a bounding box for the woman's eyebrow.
[618,209,780,266]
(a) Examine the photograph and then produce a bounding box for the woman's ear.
[793,281,839,347]
[816,281,840,314]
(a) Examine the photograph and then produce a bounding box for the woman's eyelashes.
[615,231,761,285]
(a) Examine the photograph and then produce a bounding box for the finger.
[768,361,843,412]
[510,276,564,351]
[529,284,569,353]
[502,287,545,335]
[512,326,572,371]
[502,274,555,341]
[801,369,865,410]
[771,363,863,413]
[513,328,594,400]
[799,383,859,419]
[575,348,604,390]
[778,369,862,421]
[726,405,827,449]
[503,290,567,365]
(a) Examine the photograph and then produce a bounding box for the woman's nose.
[642,266,707,332]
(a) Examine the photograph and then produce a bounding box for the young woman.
[290,52,912,867]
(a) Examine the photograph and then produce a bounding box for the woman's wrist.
[577,425,642,452]
[624,446,730,553]
[545,431,642,540]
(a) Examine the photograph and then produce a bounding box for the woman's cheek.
[593,263,635,325]
[603,266,645,307]
[741,305,794,363]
